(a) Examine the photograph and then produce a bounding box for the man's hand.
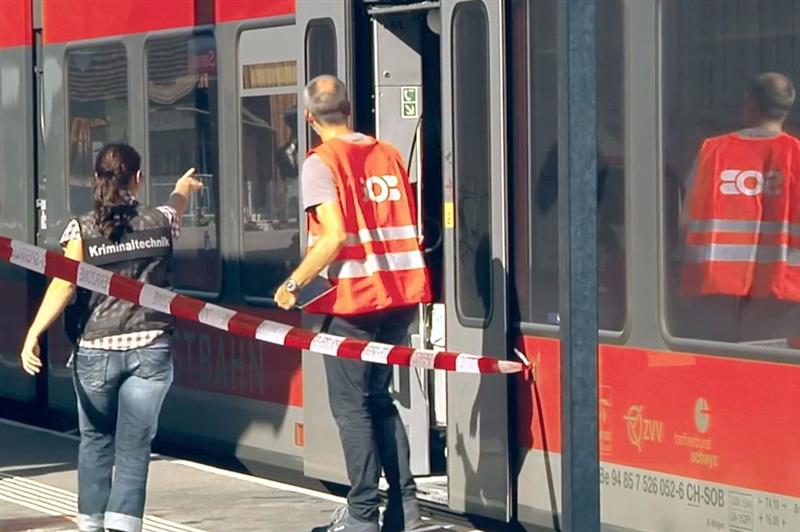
[274,283,297,310]
[20,335,42,375]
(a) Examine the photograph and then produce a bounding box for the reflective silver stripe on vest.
[308,224,418,247]
[685,243,800,266]
[329,250,426,280]
[686,219,800,236]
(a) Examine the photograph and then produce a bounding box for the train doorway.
[367,0,447,503]
[369,1,512,522]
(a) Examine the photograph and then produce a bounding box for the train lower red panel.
[171,309,303,407]
[517,336,800,498]
[45,301,303,408]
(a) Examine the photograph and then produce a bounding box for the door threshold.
[380,475,449,506]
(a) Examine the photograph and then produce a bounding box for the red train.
[0,1,798,530]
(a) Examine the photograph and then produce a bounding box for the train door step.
[380,475,449,506]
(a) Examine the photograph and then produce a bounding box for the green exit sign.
[401,86,419,119]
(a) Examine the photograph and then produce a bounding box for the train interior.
[371,2,448,503]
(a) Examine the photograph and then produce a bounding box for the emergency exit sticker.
[401,87,419,119]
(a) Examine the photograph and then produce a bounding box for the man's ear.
[135,170,143,184]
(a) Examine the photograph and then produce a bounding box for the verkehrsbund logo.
[694,397,711,434]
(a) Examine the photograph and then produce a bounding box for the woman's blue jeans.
[72,338,173,532]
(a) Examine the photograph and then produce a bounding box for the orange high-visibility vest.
[303,136,432,316]
[682,131,800,301]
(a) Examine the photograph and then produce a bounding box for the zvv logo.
[624,405,663,452]
[364,175,401,203]
[719,169,783,196]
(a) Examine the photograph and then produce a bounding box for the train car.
[1,1,799,530]
[0,0,38,407]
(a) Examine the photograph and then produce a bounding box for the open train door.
[440,0,512,522]
[298,0,355,484]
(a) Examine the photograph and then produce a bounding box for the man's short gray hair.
[750,72,796,121]
[304,75,351,126]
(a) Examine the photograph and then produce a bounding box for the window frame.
[143,29,222,298]
[236,22,301,306]
[64,40,130,217]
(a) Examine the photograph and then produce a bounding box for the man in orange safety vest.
[275,75,431,532]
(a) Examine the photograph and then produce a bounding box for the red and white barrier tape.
[0,237,526,375]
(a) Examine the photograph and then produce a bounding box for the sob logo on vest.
[719,169,783,196]
[362,175,401,203]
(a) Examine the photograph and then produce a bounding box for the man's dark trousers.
[322,306,417,523]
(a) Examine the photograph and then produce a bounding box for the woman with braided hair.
[19,143,202,532]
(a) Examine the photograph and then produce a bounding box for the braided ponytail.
[92,144,141,243]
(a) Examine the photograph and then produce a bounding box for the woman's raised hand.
[176,168,203,195]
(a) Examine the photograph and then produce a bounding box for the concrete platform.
[0,419,481,532]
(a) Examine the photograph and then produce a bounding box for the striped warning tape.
[0,236,527,375]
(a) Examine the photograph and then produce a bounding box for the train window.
[66,44,129,216]
[508,0,626,331]
[663,0,800,347]
[306,19,337,81]
[146,33,221,294]
[239,27,300,299]
[452,1,493,323]
[305,19,337,148]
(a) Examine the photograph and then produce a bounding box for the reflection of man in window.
[681,73,800,343]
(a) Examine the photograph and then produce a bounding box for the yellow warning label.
[443,202,454,229]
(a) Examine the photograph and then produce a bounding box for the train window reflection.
[146,33,221,293]
[66,44,128,216]
[452,1,493,323]
[508,0,626,331]
[240,56,299,298]
[663,0,800,347]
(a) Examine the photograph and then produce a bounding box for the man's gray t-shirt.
[301,132,371,211]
